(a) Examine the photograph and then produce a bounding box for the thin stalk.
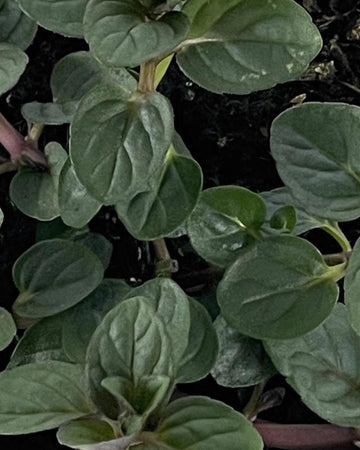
[153,238,173,278]
[254,421,360,450]
[243,381,266,420]
[138,61,157,93]
[26,122,44,147]
[322,222,352,252]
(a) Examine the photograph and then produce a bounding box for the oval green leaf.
[21,100,77,125]
[177,0,322,94]
[271,102,360,221]
[116,143,203,240]
[86,297,175,419]
[0,0,37,50]
[139,396,263,450]
[265,304,360,427]
[0,308,16,351]
[84,0,189,68]
[0,42,28,96]
[10,142,67,221]
[177,297,218,383]
[70,86,174,205]
[0,362,92,434]
[218,235,340,339]
[17,0,87,37]
[59,159,102,229]
[124,278,190,365]
[211,316,275,388]
[12,238,104,318]
[187,186,265,268]
[57,419,116,449]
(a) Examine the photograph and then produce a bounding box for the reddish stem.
[254,421,360,449]
[0,112,47,167]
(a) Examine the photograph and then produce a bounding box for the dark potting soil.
[1,0,360,448]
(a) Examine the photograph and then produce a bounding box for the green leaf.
[57,419,116,449]
[70,86,174,205]
[0,208,3,228]
[124,278,190,365]
[261,187,329,235]
[17,0,88,37]
[211,316,275,388]
[344,237,360,336]
[177,297,218,383]
[187,186,265,268]
[0,42,28,96]
[271,102,360,221]
[73,232,113,271]
[177,0,322,94]
[269,205,296,233]
[21,101,77,125]
[265,304,360,427]
[0,308,16,351]
[9,142,67,221]
[0,0,37,50]
[12,238,104,318]
[59,159,102,229]
[51,51,107,103]
[218,235,340,339]
[138,396,263,450]
[86,297,176,419]
[0,362,92,434]
[84,0,189,68]
[8,311,72,368]
[116,142,203,240]
[9,279,130,367]
[62,278,131,364]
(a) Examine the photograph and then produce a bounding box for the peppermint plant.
[1,0,359,449]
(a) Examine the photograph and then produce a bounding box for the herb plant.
[0,0,359,449]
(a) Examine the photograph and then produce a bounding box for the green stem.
[243,381,266,420]
[153,238,173,278]
[322,222,352,252]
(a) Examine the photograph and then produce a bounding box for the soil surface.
[1,1,360,449]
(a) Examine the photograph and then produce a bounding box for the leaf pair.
[0,0,36,97]
[71,83,202,239]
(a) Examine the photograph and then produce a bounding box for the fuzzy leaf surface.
[84,0,189,67]
[211,316,275,388]
[136,396,263,450]
[70,86,173,205]
[17,0,88,37]
[12,238,104,318]
[265,304,360,427]
[187,186,265,267]
[59,159,102,229]
[218,235,339,339]
[0,308,16,351]
[86,297,175,419]
[177,297,218,383]
[177,0,322,94]
[271,102,360,221]
[0,42,28,96]
[0,0,37,50]
[116,143,202,240]
[0,362,92,434]
[10,142,67,221]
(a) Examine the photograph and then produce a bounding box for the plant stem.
[0,112,47,167]
[26,122,44,147]
[324,250,352,265]
[243,381,266,420]
[254,421,360,449]
[322,222,352,252]
[153,238,173,277]
[138,61,157,93]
